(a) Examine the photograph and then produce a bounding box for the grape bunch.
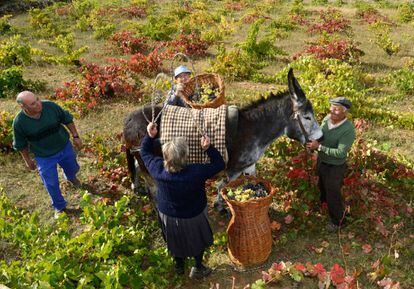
[242,182,267,198]
[226,182,268,202]
[191,84,218,104]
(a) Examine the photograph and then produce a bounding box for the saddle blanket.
[160,104,227,164]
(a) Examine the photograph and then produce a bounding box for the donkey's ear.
[288,68,306,104]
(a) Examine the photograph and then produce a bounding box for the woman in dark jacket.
[140,123,225,279]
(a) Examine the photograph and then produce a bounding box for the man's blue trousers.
[35,141,79,211]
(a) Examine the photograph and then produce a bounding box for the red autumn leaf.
[287,168,308,179]
[336,283,349,289]
[271,220,281,231]
[314,263,327,280]
[291,155,303,164]
[262,271,270,282]
[306,262,317,277]
[284,214,294,224]
[294,263,307,272]
[330,264,345,285]
[362,244,372,254]
[372,259,381,269]
[344,275,355,285]
[271,262,285,271]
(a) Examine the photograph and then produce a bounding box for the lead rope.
[292,102,314,184]
[142,73,170,124]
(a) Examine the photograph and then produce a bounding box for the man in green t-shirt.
[306,97,356,232]
[12,91,83,218]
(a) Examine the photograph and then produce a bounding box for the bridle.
[291,101,310,143]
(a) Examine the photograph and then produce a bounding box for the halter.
[292,100,313,186]
[291,101,310,143]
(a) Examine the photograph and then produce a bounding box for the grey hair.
[16,95,24,104]
[162,137,189,173]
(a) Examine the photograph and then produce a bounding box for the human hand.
[73,137,83,150]
[147,122,158,138]
[306,140,320,151]
[25,158,37,171]
[175,83,185,96]
[201,135,210,151]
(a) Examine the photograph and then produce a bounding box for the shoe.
[69,177,82,188]
[189,265,212,279]
[54,208,67,219]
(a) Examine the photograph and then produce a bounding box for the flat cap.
[329,97,351,109]
[174,65,191,78]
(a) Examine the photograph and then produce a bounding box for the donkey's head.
[285,68,323,144]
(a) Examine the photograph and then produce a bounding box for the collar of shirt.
[327,115,347,130]
[23,109,42,120]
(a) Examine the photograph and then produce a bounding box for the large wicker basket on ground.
[221,175,276,268]
[180,73,225,109]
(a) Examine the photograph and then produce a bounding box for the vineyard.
[0,0,413,288]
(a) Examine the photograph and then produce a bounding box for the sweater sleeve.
[140,135,164,178]
[50,101,73,124]
[12,119,28,151]
[320,126,356,159]
[200,146,225,179]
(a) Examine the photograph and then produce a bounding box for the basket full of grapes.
[226,182,268,202]
[221,175,276,268]
[180,73,225,109]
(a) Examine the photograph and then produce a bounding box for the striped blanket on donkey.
[160,105,227,164]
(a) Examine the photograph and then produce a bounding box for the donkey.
[123,68,323,206]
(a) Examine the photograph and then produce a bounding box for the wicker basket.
[221,175,276,268]
[180,73,225,109]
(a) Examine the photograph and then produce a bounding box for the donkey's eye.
[304,116,311,120]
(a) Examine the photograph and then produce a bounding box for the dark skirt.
[158,207,213,258]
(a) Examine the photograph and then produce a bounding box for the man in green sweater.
[306,97,356,232]
[12,91,83,218]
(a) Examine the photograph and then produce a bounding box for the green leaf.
[251,279,267,289]
[289,268,304,282]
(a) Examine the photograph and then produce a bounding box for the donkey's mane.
[239,90,290,121]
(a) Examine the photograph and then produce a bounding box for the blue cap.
[174,65,191,78]
[329,97,351,109]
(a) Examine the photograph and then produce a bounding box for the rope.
[142,53,210,138]
[141,73,170,124]
[291,101,313,184]
[183,102,206,137]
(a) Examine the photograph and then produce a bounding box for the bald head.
[17,91,42,116]
[16,91,36,105]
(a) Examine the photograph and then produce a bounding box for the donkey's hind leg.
[131,158,147,195]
